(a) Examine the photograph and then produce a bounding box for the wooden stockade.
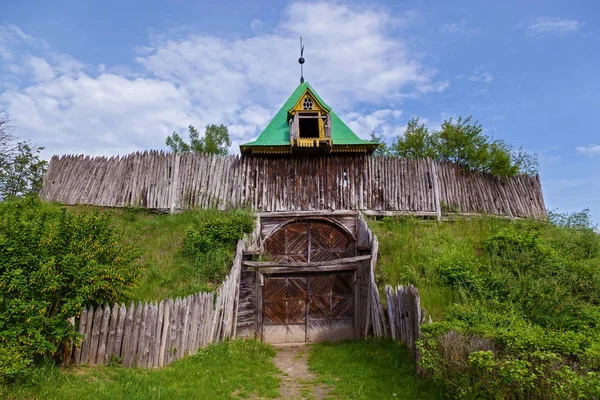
[356,213,388,338]
[41,153,546,219]
[385,284,424,361]
[69,240,246,368]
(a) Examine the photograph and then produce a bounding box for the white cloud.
[466,66,494,83]
[440,19,480,36]
[344,109,403,141]
[576,144,600,156]
[0,24,35,62]
[1,74,192,156]
[469,72,493,83]
[250,19,262,31]
[0,2,446,157]
[524,17,582,38]
[28,56,55,82]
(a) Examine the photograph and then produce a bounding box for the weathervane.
[299,37,305,83]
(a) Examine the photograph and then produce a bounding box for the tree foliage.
[0,198,141,382]
[369,132,390,156]
[390,118,437,160]
[0,110,47,199]
[166,124,231,156]
[377,116,538,179]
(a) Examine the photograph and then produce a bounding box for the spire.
[298,37,305,84]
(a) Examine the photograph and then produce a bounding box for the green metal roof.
[240,82,378,149]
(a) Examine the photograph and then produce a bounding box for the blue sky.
[1,0,599,221]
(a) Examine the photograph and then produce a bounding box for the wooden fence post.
[169,153,181,213]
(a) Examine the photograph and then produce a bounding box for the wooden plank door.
[309,222,355,261]
[263,275,307,344]
[264,223,309,262]
[265,221,355,263]
[263,271,355,344]
[307,272,355,342]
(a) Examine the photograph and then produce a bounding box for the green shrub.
[436,250,481,293]
[180,210,254,283]
[0,197,141,380]
[419,327,600,399]
[0,342,32,384]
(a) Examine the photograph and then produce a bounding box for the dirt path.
[271,345,333,400]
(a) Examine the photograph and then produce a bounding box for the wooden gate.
[264,220,355,262]
[263,272,355,344]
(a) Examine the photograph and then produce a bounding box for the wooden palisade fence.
[385,284,424,361]
[69,239,246,367]
[356,213,388,338]
[358,212,425,359]
[41,153,546,219]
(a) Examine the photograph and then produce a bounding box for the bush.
[419,327,600,399]
[0,343,32,385]
[436,250,482,293]
[0,197,141,380]
[181,210,254,283]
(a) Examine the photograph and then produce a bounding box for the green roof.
[240,82,378,151]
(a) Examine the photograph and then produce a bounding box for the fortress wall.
[40,152,546,219]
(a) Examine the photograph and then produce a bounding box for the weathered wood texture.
[235,211,386,341]
[385,284,424,361]
[40,153,546,219]
[356,213,387,338]
[71,239,245,368]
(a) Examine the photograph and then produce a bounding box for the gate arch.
[264,219,356,262]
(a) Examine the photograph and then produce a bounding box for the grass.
[308,339,443,399]
[65,205,248,301]
[369,216,512,319]
[3,340,280,400]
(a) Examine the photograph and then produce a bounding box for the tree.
[387,115,538,179]
[391,118,437,159]
[0,110,47,199]
[0,110,16,171]
[166,124,231,156]
[369,131,390,156]
[435,116,489,170]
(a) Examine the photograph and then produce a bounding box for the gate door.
[307,272,354,342]
[263,275,307,343]
[263,272,354,344]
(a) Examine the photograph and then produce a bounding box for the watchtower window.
[299,113,320,138]
[302,97,313,110]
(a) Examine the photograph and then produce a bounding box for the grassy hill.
[1,200,443,399]
[64,205,254,301]
[370,213,600,398]
[2,198,599,398]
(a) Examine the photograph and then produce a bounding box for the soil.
[271,345,333,400]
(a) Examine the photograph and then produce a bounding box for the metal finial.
[298,37,305,83]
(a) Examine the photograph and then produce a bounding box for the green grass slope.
[3,340,280,400]
[309,340,443,399]
[65,205,253,301]
[369,214,600,398]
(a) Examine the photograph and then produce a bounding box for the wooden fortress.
[42,82,546,346]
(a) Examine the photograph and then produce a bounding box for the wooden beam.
[362,210,439,218]
[441,212,520,221]
[242,254,371,269]
[257,264,359,274]
[258,210,359,218]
